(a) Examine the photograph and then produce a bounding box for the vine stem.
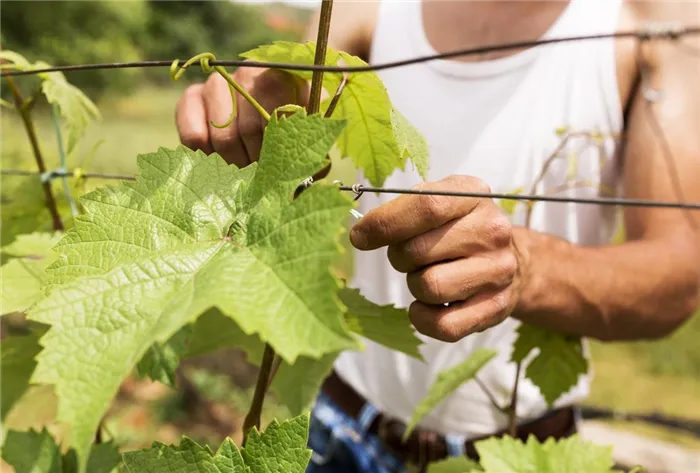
[242,343,276,445]
[507,362,523,437]
[240,2,334,446]
[505,135,601,435]
[308,0,334,114]
[5,75,64,231]
[505,133,572,434]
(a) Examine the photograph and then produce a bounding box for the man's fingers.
[202,72,250,167]
[176,83,213,155]
[409,288,514,343]
[350,176,489,251]
[406,254,517,305]
[387,214,512,273]
[238,69,308,161]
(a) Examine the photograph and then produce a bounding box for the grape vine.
[1,4,643,472]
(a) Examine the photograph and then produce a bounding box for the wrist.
[510,226,566,321]
[511,226,534,314]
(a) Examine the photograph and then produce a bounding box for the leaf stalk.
[242,343,276,445]
[5,75,64,231]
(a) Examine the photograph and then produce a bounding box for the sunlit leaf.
[27,112,359,471]
[511,323,587,406]
[404,349,497,441]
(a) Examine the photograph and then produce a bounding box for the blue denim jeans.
[305,392,408,473]
[305,391,582,473]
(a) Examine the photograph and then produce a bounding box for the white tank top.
[335,0,624,438]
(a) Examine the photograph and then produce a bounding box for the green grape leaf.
[212,439,249,473]
[187,309,335,417]
[0,50,99,154]
[0,50,33,69]
[270,353,338,416]
[242,414,312,473]
[474,434,617,473]
[328,51,406,186]
[1,428,122,473]
[0,176,69,246]
[240,40,341,83]
[391,106,429,179]
[63,442,123,473]
[1,176,45,244]
[2,232,62,258]
[339,287,423,361]
[136,325,193,387]
[427,456,483,473]
[567,151,578,181]
[404,348,497,441]
[123,437,247,473]
[186,308,263,360]
[185,289,422,416]
[498,187,524,216]
[241,41,428,186]
[1,325,48,419]
[86,443,123,473]
[0,232,62,315]
[511,323,587,407]
[1,428,63,473]
[122,415,311,473]
[27,112,360,472]
[41,70,101,154]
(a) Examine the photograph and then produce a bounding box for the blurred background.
[1,1,699,471]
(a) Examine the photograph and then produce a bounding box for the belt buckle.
[376,416,443,469]
[376,416,417,461]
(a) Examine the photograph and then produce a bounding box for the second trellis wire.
[3,169,700,211]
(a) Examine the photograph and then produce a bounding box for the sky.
[234,0,322,9]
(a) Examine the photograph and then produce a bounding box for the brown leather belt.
[321,371,576,465]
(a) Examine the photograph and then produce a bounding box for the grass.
[2,85,700,454]
[1,84,185,179]
[587,312,700,450]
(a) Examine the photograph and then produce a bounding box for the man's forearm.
[512,226,700,341]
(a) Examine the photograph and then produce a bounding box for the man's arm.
[348,2,700,344]
[513,1,700,341]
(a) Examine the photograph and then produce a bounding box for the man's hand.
[350,175,523,342]
[175,66,308,167]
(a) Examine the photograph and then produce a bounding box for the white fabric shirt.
[334,0,625,438]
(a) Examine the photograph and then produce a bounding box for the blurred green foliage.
[0,0,305,98]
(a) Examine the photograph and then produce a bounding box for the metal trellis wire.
[1,23,698,78]
[3,169,700,211]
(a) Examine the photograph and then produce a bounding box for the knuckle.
[238,111,263,140]
[434,315,463,343]
[209,121,238,147]
[489,290,512,319]
[205,70,227,88]
[488,214,513,248]
[233,66,255,83]
[181,131,209,152]
[448,175,491,194]
[498,252,518,284]
[472,177,492,194]
[405,235,429,264]
[420,268,442,302]
[182,83,204,101]
[421,194,451,222]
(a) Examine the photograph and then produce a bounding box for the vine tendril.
[170,52,271,125]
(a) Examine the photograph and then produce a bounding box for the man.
[176,1,700,471]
